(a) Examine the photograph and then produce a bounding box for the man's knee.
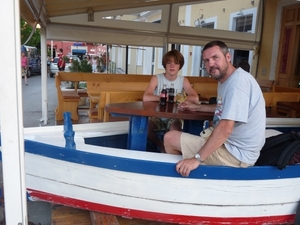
[164,130,177,144]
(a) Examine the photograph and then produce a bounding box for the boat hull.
[2,122,300,224]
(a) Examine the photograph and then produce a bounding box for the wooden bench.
[272,85,300,93]
[55,75,81,121]
[57,71,217,84]
[88,91,144,122]
[263,92,300,117]
[256,79,275,92]
[192,82,218,101]
[56,72,218,121]
[87,81,149,109]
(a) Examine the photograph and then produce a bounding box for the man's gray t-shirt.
[213,68,266,164]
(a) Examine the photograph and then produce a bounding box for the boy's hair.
[202,40,229,57]
[162,49,184,70]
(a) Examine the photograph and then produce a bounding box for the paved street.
[22,74,57,128]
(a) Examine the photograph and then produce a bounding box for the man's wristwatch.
[194,153,204,163]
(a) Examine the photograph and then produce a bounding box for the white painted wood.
[0,0,28,224]
[25,152,300,218]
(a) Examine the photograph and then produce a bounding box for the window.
[230,7,257,69]
[136,47,143,66]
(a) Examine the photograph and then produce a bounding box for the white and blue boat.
[1,116,300,224]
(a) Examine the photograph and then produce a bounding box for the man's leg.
[169,119,182,131]
[164,130,182,155]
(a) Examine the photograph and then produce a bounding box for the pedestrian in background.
[58,56,65,71]
[92,56,98,72]
[21,51,28,85]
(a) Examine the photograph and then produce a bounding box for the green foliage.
[69,60,81,72]
[69,60,92,72]
[67,60,92,89]
[80,60,93,72]
[63,56,70,63]
[20,19,40,50]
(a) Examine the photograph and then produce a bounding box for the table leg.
[127,116,148,151]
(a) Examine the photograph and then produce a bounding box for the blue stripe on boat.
[24,139,300,180]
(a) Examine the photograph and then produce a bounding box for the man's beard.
[209,64,228,81]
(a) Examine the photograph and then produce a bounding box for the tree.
[20,18,41,50]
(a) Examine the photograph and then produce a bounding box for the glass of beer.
[176,89,186,104]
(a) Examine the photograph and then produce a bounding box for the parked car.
[49,55,80,77]
[21,45,41,77]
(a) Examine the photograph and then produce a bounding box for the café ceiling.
[21,0,214,27]
[20,0,259,49]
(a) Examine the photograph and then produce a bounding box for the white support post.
[0,0,28,224]
[41,28,48,125]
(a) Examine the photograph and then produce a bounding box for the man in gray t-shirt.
[164,40,266,177]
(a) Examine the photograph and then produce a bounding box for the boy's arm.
[183,78,199,104]
[143,76,160,102]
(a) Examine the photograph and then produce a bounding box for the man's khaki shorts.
[180,128,251,168]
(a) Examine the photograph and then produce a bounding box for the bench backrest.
[272,85,300,92]
[192,82,218,100]
[87,81,149,95]
[263,92,300,114]
[100,91,144,122]
[256,79,275,92]
[57,72,217,85]
[55,75,63,100]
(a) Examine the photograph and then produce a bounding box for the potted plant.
[68,59,92,105]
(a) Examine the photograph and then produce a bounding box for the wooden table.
[105,101,214,150]
[277,101,300,118]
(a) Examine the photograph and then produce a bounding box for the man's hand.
[178,101,199,111]
[176,158,201,177]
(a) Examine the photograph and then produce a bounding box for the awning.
[72,49,86,54]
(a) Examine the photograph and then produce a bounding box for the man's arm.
[176,119,234,177]
[183,78,199,104]
[143,76,160,102]
[179,100,216,112]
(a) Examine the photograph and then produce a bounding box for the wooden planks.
[90,212,119,225]
[51,205,169,225]
[51,205,91,225]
